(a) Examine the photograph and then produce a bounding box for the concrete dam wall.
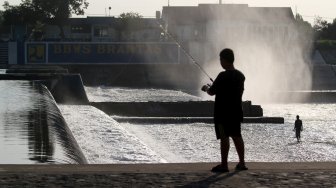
[0,80,87,164]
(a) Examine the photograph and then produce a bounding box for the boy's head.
[220,48,235,64]
[220,48,234,70]
[296,115,300,119]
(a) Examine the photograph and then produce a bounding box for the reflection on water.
[0,81,87,164]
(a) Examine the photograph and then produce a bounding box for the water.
[84,86,201,102]
[59,87,336,163]
[59,105,165,163]
[0,81,87,164]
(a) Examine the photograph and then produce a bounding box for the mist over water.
[195,6,313,103]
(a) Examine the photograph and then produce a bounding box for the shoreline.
[0,162,335,187]
[1,162,336,173]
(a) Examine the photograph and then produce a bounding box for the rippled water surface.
[61,88,336,163]
[84,86,201,102]
[122,103,336,162]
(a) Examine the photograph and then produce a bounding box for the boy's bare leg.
[220,137,230,167]
[232,136,245,164]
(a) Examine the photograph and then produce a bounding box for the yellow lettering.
[145,45,153,54]
[53,45,62,54]
[154,46,162,54]
[126,45,136,54]
[97,45,106,54]
[106,45,116,54]
[63,45,72,54]
[117,46,125,54]
[73,45,81,54]
[82,45,91,54]
[136,45,143,54]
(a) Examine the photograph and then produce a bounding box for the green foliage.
[2,0,89,39]
[314,17,336,40]
[33,0,89,38]
[314,16,329,32]
[2,0,45,25]
[315,40,336,49]
[32,0,89,21]
[118,12,144,30]
[315,40,336,65]
[119,12,143,19]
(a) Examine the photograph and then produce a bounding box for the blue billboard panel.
[47,43,179,64]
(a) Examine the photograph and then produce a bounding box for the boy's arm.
[207,74,222,96]
[293,121,296,131]
[202,74,220,96]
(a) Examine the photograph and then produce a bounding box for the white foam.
[59,105,166,164]
[60,96,336,163]
[84,86,201,102]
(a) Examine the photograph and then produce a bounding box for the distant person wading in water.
[202,48,248,173]
[294,115,303,142]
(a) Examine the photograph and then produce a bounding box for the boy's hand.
[201,84,211,92]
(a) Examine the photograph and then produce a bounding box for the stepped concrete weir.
[91,101,284,124]
[0,80,87,164]
[1,65,284,124]
[1,66,89,104]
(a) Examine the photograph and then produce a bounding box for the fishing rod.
[157,22,214,82]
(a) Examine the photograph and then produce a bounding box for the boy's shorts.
[215,123,242,139]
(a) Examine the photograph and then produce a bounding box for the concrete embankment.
[91,101,263,117]
[271,91,336,103]
[91,101,285,124]
[114,116,284,124]
[0,163,335,187]
[0,71,89,104]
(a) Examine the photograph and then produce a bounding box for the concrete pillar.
[8,42,17,64]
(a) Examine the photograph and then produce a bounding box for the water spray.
[157,22,214,82]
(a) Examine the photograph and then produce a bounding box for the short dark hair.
[220,48,234,64]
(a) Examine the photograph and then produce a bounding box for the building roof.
[162,4,295,25]
[48,17,161,28]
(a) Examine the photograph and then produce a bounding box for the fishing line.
[157,22,214,82]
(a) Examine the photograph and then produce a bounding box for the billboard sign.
[26,42,179,64]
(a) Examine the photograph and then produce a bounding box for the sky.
[1,0,336,24]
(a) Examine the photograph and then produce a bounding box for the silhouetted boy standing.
[294,115,303,142]
[202,48,248,172]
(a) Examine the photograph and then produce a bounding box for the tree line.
[0,0,146,41]
[1,0,89,39]
[1,1,336,41]
[296,14,336,41]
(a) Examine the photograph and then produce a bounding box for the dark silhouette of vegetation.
[33,0,89,39]
[2,0,89,39]
[116,12,144,41]
[2,1,45,25]
[314,16,336,40]
[119,12,143,19]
